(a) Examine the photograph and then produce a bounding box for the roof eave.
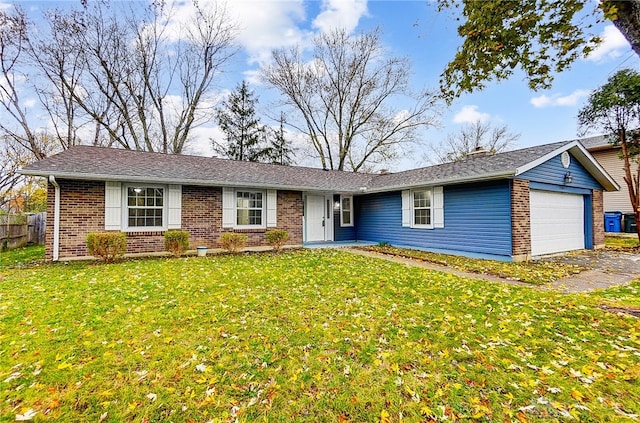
[362,170,516,193]
[18,169,357,193]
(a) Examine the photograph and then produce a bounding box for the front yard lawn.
[605,235,640,249]
[1,249,639,422]
[359,245,582,285]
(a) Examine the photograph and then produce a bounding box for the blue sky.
[4,0,640,171]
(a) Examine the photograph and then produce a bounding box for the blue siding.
[355,181,512,258]
[334,210,356,241]
[521,152,601,189]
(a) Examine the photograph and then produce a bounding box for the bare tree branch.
[263,28,441,172]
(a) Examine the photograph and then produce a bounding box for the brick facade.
[592,189,605,248]
[46,180,105,260]
[46,181,304,260]
[511,179,531,261]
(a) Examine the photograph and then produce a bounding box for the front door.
[306,195,334,242]
[306,195,325,242]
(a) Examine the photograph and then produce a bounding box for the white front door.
[306,195,326,242]
[306,195,334,242]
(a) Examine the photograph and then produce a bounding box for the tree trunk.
[609,0,640,58]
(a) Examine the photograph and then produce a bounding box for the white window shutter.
[167,185,182,229]
[401,190,411,227]
[104,181,122,230]
[267,189,277,227]
[433,186,444,228]
[222,187,235,228]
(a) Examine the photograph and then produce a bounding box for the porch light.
[564,172,573,184]
[334,200,341,210]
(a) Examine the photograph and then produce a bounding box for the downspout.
[49,175,60,261]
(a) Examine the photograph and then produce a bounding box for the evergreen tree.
[212,81,269,162]
[265,113,295,166]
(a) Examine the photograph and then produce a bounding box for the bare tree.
[428,120,520,164]
[0,8,47,160]
[263,28,441,172]
[52,1,236,153]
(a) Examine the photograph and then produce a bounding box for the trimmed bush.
[265,229,289,252]
[219,232,247,253]
[164,230,190,257]
[86,232,127,263]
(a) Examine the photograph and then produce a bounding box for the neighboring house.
[20,140,617,262]
[581,135,633,213]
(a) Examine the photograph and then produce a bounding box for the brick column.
[511,179,531,261]
[592,189,604,249]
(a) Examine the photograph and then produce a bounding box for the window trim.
[123,184,167,232]
[340,195,354,227]
[411,188,433,229]
[235,189,266,229]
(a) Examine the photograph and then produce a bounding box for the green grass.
[605,236,639,249]
[0,245,45,269]
[584,279,640,309]
[360,245,582,285]
[1,249,639,422]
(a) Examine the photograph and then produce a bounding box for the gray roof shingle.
[20,140,616,192]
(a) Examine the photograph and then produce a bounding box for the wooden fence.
[0,212,46,251]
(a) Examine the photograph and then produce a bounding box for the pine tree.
[212,81,269,162]
[265,113,295,166]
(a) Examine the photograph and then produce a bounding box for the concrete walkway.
[344,248,638,293]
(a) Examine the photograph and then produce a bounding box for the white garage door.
[530,190,585,256]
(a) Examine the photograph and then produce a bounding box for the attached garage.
[530,190,585,256]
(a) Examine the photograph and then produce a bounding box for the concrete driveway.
[542,248,640,293]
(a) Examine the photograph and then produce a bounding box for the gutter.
[48,175,60,261]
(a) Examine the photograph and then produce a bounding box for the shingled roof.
[20,140,618,192]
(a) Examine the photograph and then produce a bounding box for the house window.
[412,189,432,227]
[340,195,353,227]
[236,190,264,227]
[127,186,164,229]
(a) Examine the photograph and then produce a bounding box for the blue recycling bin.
[604,211,622,232]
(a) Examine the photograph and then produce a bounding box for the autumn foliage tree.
[578,69,640,240]
[439,0,640,101]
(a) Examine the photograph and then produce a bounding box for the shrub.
[86,232,127,263]
[164,230,190,257]
[265,229,289,252]
[219,232,247,253]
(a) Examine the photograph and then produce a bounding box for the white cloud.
[312,0,369,34]
[530,89,590,108]
[452,105,490,124]
[586,25,629,62]
[24,99,36,108]
[159,0,310,66]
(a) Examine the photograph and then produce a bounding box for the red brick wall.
[182,186,222,247]
[47,180,105,260]
[592,189,604,248]
[511,179,531,260]
[46,182,304,259]
[218,190,303,247]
